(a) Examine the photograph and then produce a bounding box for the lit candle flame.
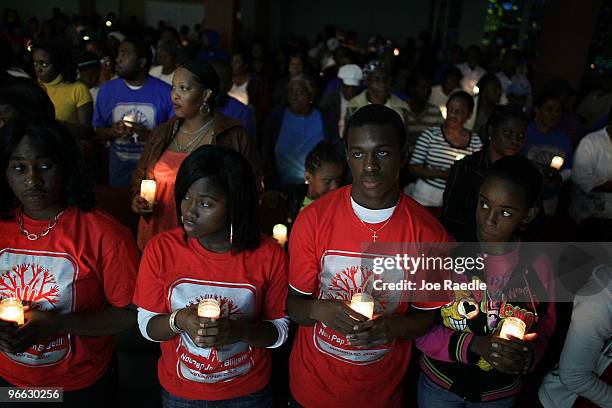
[273,224,288,247]
[350,293,374,319]
[550,156,564,170]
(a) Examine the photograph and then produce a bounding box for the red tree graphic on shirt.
[0,263,59,306]
[190,294,241,319]
[325,265,389,311]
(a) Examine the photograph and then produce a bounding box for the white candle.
[273,224,288,247]
[123,114,136,128]
[198,299,221,319]
[0,298,24,326]
[455,153,465,161]
[439,106,447,119]
[140,180,156,211]
[550,156,564,170]
[350,293,374,319]
[499,317,526,340]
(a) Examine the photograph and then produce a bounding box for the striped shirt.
[406,103,444,149]
[410,126,483,190]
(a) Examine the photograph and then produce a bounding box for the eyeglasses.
[33,60,52,68]
[499,128,525,141]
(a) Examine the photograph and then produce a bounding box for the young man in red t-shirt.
[287,104,449,407]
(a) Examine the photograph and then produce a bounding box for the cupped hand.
[310,299,368,336]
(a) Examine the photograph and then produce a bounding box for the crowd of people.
[0,6,611,408]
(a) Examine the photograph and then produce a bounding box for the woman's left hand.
[345,315,400,348]
[1,309,62,354]
[196,318,245,348]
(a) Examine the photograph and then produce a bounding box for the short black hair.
[442,65,463,81]
[180,60,221,110]
[447,90,475,114]
[345,104,406,150]
[486,105,528,133]
[0,79,55,121]
[175,145,260,252]
[476,74,501,91]
[1,119,95,218]
[305,141,344,173]
[123,35,153,71]
[484,155,542,208]
[31,38,77,82]
[534,91,562,108]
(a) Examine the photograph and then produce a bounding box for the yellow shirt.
[41,74,92,124]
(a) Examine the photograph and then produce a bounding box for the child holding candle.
[416,156,557,406]
[133,145,288,406]
[0,120,139,404]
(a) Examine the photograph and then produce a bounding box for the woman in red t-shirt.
[133,145,288,406]
[0,120,139,405]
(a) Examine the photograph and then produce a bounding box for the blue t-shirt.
[218,96,256,139]
[521,121,573,170]
[274,109,325,185]
[93,77,173,187]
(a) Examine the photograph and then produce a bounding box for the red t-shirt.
[133,228,288,401]
[288,186,449,408]
[0,207,138,390]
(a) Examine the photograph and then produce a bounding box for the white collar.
[351,196,396,224]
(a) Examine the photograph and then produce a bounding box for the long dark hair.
[175,145,260,252]
[1,119,95,218]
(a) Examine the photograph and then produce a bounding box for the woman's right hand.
[131,195,152,214]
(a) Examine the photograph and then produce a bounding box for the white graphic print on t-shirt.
[0,248,77,367]
[168,279,257,383]
[314,250,406,365]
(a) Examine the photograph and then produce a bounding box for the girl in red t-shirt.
[0,120,139,405]
[133,145,288,406]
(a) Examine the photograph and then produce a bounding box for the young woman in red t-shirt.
[133,145,288,407]
[0,120,138,405]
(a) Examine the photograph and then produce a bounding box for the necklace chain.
[174,119,214,153]
[19,210,64,241]
[359,217,392,242]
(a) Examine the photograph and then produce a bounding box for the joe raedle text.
[373,279,487,291]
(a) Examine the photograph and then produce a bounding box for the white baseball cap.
[338,64,363,86]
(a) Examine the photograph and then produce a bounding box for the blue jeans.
[161,385,273,408]
[417,373,515,408]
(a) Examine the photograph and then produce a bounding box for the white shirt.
[148,65,174,85]
[350,197,395,223]
[570,127,612,222]
[496,71,532,107]
[456,62,486,95]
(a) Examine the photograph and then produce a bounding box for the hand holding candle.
[0,298,24,326]
[273,224,288,247]
[140,180,156,212]
[349,293,374,319]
